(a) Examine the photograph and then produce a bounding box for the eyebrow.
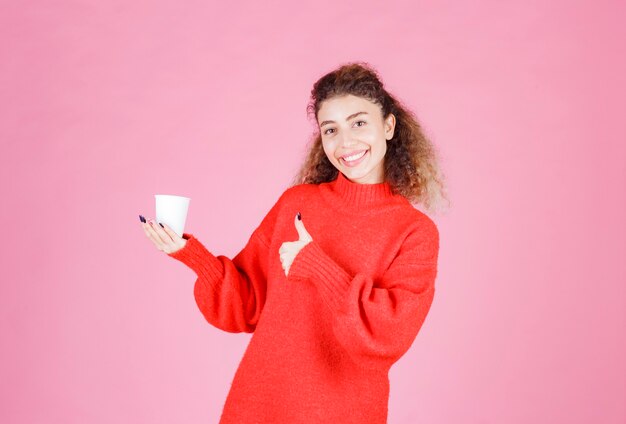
[319,111,368,128]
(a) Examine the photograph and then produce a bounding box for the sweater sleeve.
[167,196,283,334]
[167,231,270,333]
[287,218,439,371]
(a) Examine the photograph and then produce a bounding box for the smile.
[340,149,368,167]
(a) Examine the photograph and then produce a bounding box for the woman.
[139,62,447,424]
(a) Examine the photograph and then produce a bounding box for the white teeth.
[343,151,366,161]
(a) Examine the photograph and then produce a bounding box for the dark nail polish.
[297,212,301,221]
[139,215,146,223]
[159,222,164,228]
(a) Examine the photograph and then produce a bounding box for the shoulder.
[278,182,319,203]
[411,207,439,237]
[393,199,439,236]
[262,183,314,211]
[254,183,319,235]
[393,203,440,258]
[264,182,321,212]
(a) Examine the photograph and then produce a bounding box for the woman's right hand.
[140,215,187,254]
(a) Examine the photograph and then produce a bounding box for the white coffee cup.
[154,194,190,238]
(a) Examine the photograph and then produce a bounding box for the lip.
[340,149,369,167]
[340,149,368,160]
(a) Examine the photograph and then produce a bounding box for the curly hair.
[292,61,449,214]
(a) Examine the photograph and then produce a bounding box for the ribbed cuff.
[167,233,224,290]
[288,240,352,311]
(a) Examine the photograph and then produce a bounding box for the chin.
[342,168,369,181]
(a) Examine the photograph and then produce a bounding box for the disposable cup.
[154,194,190,238]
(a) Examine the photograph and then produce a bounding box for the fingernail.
[159,222,164,228]
[139,215,146,223]
[297,212,301,221]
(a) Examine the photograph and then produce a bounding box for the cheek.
[372,137,387,157]
[321,141,337,160]
[363,128,382,143]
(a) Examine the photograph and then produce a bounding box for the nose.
[339,130,358,148]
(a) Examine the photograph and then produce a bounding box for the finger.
[279,241,294,255]
[294,213,312,241]
[141,219,155,240]
[142,222,164,251]
[141,220,151,238]
[159,222,179,243]
[150,219,174,245]
[145,219,167,250]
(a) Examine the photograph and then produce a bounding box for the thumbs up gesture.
[279,212,313,276]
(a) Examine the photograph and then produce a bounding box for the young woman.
[139,62,447,424]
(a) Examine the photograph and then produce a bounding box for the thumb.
[294,212,312,241]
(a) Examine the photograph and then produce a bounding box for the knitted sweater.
[168,171,440,423]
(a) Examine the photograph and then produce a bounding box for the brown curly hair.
[292,61,449,214]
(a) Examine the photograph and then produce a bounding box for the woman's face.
[318,94,395,184]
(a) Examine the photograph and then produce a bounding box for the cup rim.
[154,194,190,200]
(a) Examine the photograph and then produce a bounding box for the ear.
[384,113,396,140]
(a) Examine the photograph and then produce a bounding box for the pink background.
[2,1,624,423]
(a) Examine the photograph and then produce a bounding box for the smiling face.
[318,94,396,184]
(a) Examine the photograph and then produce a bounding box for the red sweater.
[168,171,440,423]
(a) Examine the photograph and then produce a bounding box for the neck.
[317,171,401,213]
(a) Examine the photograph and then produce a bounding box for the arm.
[168,230,270,333]
[288,218,439,371]
[167,196,283,334]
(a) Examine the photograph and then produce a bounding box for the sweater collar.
[327,171,396,207]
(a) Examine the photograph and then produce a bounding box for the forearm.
[168,232,269,333]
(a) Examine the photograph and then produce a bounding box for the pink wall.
[2,1,624,422]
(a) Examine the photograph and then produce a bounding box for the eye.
[323,128,335,135]
[354,120,366,127]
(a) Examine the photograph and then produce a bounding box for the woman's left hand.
[279,212,313,276]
